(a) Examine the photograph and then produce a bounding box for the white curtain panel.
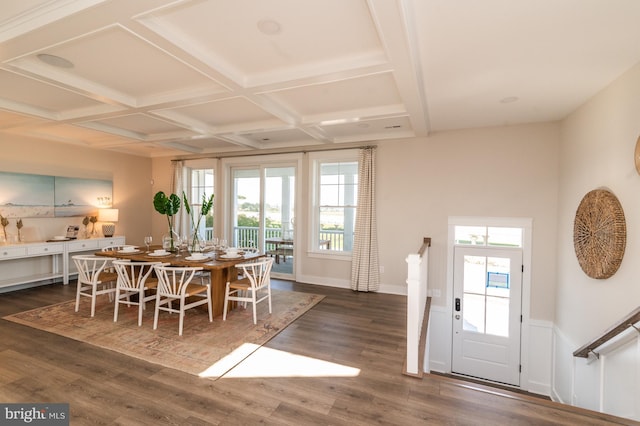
[350,147,380,292]
[171,160,186,236]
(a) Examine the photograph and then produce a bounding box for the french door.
[452,246,522,386]
[231,164,296,278]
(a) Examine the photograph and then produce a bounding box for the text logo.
[1,404,68,425]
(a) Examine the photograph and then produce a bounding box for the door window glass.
[455,225,522,247]
[462,254,511,337]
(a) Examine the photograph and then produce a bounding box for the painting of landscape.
[0,172,55,218]
[0,172,112,218]
[54,177,112,217]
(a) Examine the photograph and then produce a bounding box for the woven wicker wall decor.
[573,189,626,279]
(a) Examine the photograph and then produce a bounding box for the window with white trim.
[310,150,358,255]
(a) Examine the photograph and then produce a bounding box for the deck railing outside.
[231,226,345,251]
[202,226,347,251]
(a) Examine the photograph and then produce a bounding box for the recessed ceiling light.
[500,96,519,104]
[257,19,282,35]
[37,53,74,69]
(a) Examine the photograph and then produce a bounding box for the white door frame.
[444,216,532,388]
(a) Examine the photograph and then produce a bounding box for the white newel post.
[405,239,430,376]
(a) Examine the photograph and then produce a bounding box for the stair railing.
[573,306,640,358]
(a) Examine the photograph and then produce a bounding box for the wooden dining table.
[95,246,263,318]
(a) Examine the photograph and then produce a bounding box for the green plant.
[153,191,181,251]
[236,214,280,229]
[183,191,214,250]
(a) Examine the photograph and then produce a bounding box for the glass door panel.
[265,167,295,276]
[231,165,296,278]
[232,168,261,249]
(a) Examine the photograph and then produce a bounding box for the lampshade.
[98,208,119,223]
[99,208,119,237]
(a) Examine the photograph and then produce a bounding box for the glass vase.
[162,229,180,252]
[188,229,205,254]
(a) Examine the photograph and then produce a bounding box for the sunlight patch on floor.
[198,343,260,378]
[200,343,361,379]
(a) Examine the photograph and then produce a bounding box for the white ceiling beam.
[367,0,430,136]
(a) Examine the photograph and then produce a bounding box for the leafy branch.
[16,218,23,242]
[183,191,214,250]
[0,214,8,240]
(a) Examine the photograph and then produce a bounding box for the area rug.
[3,289,324,379]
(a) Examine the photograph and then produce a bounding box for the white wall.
[554,61,640,419]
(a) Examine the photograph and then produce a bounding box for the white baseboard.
[295,274,407,295]
[428,360,447,373]
[295,274,350,289]
[526,380,551,397]
[550,386,564,404]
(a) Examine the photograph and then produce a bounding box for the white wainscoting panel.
[426,305,450,373]
[573,356,600,409]
[526,320,553,395]
[601,338,639,420]
[552,326,574,404]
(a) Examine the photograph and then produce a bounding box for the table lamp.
[99,208,119,237]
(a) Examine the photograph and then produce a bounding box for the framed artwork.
[0,171,112,218]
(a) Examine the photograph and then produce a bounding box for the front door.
[452,246,522,386]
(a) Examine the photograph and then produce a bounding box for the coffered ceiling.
[1,0,640,157]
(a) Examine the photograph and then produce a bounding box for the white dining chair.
[153,265,213,336]
[112,260,164,326]
[223,257,274,324]
[73,254,118,317]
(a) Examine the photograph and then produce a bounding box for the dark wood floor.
[0,280,636,425]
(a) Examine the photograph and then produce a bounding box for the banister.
[417,237,431,257]
[573,306,640,358]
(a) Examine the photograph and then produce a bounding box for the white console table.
[0,236,125,291]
